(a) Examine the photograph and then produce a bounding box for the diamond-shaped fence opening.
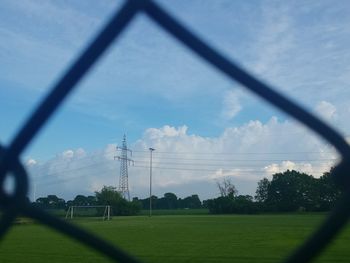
[1,1,350,262]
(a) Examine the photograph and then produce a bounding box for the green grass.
[40,208,209,218]
[1,214,349,262]
[139,208,209,215]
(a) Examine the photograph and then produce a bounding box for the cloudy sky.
[1,0,349,201]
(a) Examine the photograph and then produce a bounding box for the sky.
[1,0,350,201]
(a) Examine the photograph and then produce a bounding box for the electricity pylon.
[115,135,134,200]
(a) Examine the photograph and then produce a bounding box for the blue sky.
[1,0,350,200]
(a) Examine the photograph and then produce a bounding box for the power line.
[133,157,339,162]
[25,145,339,175]
[28,158,337,181]
[132,149,337,155]
[132,160,337,168]
[28,159,114,179]
[28,155,338,180]
[35,164,331,188]
[27,151,339,176]
[132,165,329,174]
[28,147,338,164]
[35,166,117,187]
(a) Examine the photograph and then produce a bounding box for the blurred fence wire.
[1,0,350,262]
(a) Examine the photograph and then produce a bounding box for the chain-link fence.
[1,1,349,262]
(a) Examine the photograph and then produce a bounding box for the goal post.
[65,205,111,220]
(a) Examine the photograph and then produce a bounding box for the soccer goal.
[65,205,111,220]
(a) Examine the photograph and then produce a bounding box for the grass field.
[139,208,209,216]
[1,214,349,262]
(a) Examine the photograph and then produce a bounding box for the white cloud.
[26,115,340,202]
[75,148,86,158]
[60,148,86,159]
[315,100,337,122]
[2,0,350,130]
[251,3,295,78]
[221,90,242,120]
[264,161,316,177]
[7,1,347,202]
[208,168,260,181]
[144,125,188,140]
[26,159,37,166]
[62,150,74,159]
[130,120,337,196]
[25,101,346,201]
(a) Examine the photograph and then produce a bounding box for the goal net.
[65,205,111,220]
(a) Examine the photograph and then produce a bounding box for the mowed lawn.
[1,214,349,262]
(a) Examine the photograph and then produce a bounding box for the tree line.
[34,186,140,216]
[255,169,342,212]
[133,193,202,210]
[206,169,342,214]
[33,187,202,216]
[33,169,343,215]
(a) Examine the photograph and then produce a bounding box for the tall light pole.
[149,147,155,217]
[33,182,36,202]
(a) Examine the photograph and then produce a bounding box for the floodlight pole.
[33,182,36,202]
[149,147,155,217]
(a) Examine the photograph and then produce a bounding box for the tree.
[316,171,342,210]
[163,192,178,209]
[95,186,140,216]
[255,178,270,202]
[204,178,257,214]
[87,195,97,206]
[35,195,65,209]
[179,195,202,209]
[137,195,159,209]
[95,186,121,205]
[73,195,89,206]
[233,195,257,214]
[206,194,257,214]
[266,170,318,212]
[217,178,238,198]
